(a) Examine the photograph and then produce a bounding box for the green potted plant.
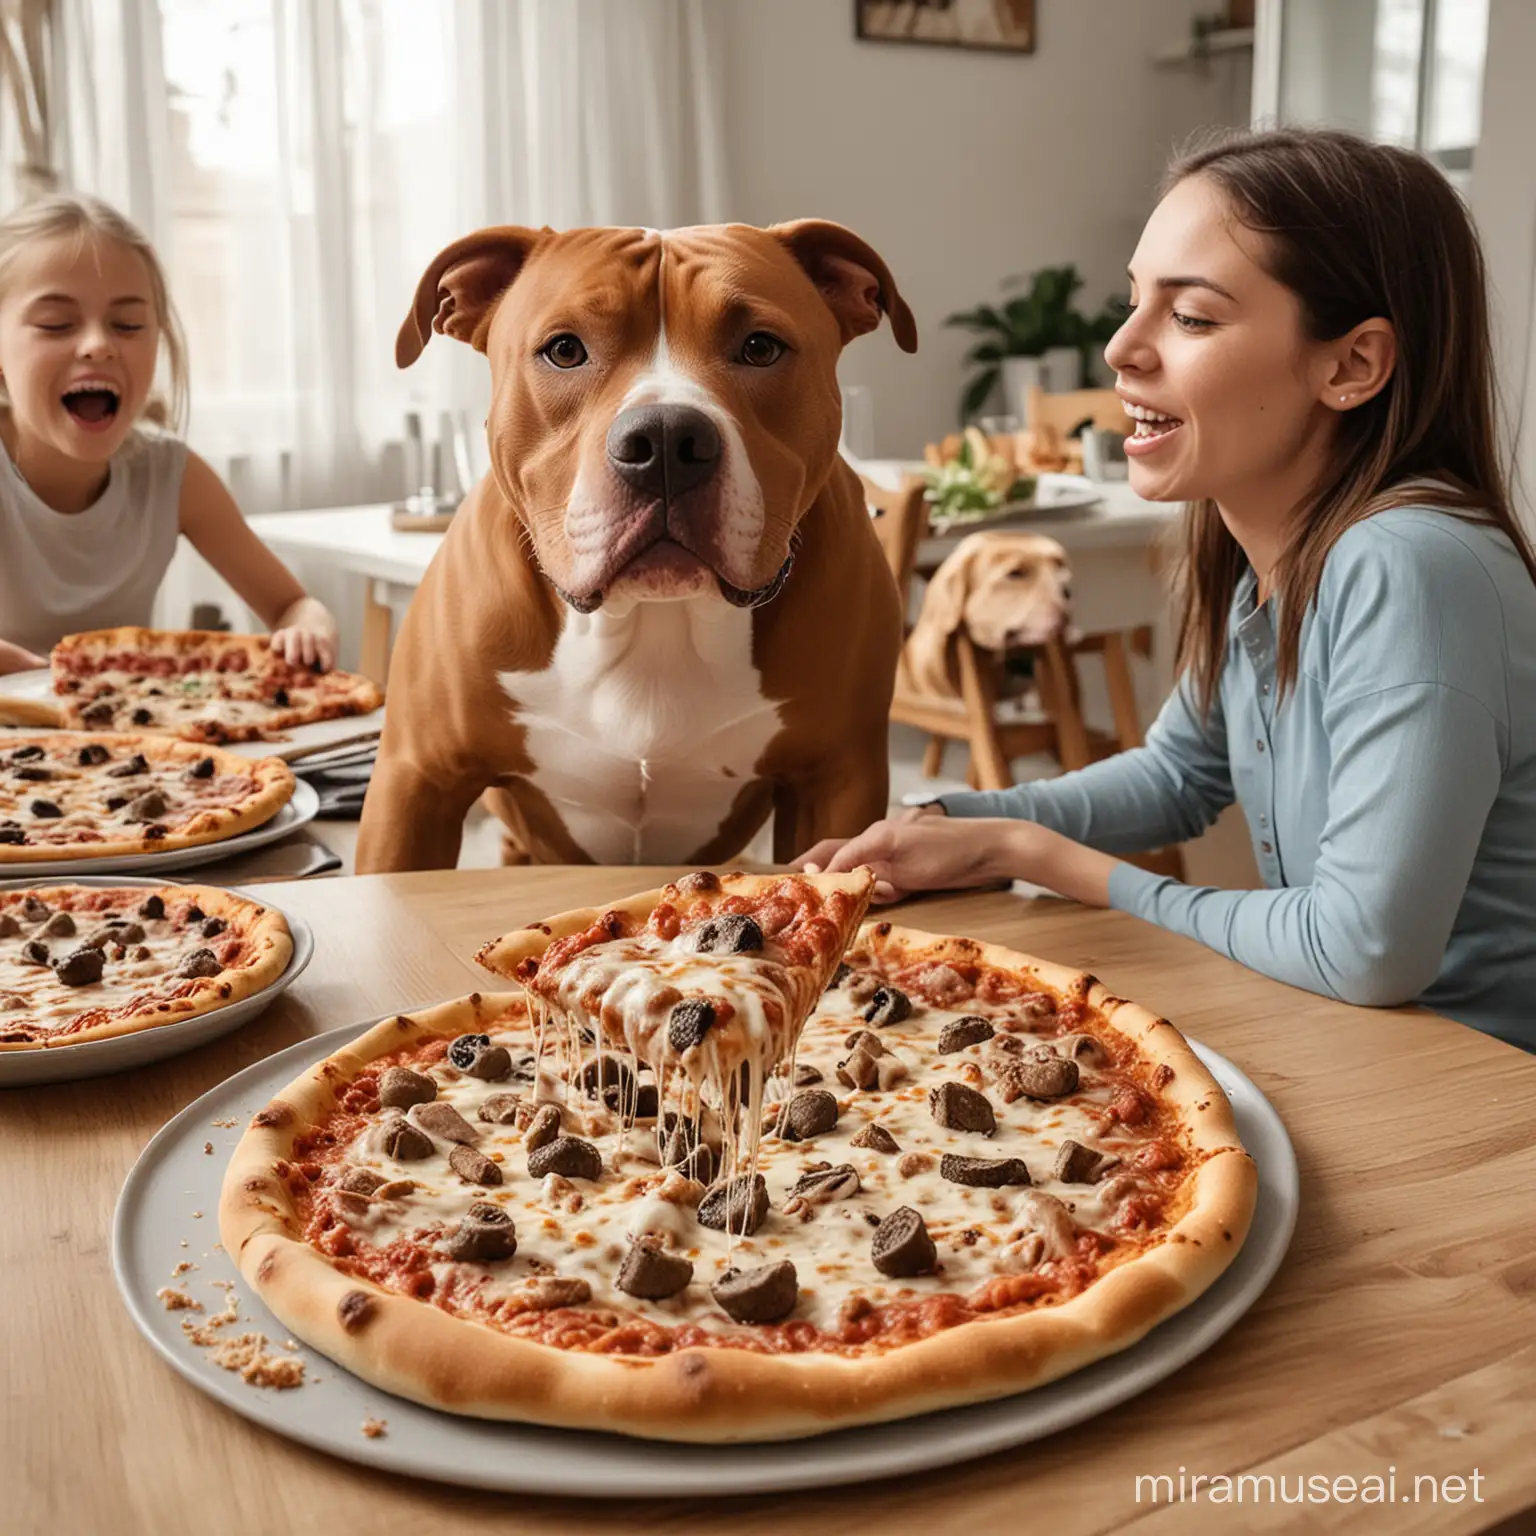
[946,266,1126,423]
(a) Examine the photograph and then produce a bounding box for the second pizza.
[0,733,293,862]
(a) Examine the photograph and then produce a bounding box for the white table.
[247,505,444,683]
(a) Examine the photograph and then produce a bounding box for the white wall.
[1471,0,1536,528]
[716,0,1251,456]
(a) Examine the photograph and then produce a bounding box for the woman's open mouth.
[61,381,122,432]
[1122,401,1183,455]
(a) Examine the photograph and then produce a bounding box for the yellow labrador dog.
[903,530,1072,698]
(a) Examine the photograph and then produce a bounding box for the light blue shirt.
[938,507,1536,1052]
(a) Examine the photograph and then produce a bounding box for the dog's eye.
[739,332,786,367]
[541,334,588,369]
[1006,568,1026,580]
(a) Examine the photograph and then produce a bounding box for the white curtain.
[54,0,728,515]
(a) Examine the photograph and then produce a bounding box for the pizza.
[0,882,293,1049]
[0,733,294,862]
[476,870,874,1169]
[48,627,383,745]
[220,892,1257,1443]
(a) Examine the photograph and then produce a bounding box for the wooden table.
[8,869,1534,1534]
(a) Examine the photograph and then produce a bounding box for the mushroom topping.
[527,1135,603,1181]
[447,1144,501,1186]
[940,1153,1032,1189]
[781,1088,839,1141]
[616,1237,694,1300]
[409,1101,478,1144]
[863,985,911,1026]
[696,1173,770,1237]
[937,1016,994,1053]
[849,1123,901,1154]
[691,913,764,954]
[711,1259,798,1324]
[870,1207,937,1278]
[378,1065,437,1110]
[443,1202,517,1263]
[1052,1139,1121,1184]
[447,1032,512,1080]
[928,1080,996,1135]
[53,948,106,988]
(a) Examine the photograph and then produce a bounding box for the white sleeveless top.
[0,430,187,656]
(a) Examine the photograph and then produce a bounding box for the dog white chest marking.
[499,599,782,863]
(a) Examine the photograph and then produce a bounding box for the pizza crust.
[221,926,1259,1443]
[0,883,294,1049]
[0,733,293,862]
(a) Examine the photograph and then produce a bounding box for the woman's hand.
[270,598,338,672]
[799,812,1118,909]
[800,814,1025,904]
[0,640,46,676]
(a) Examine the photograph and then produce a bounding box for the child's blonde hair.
[0,193,189,434]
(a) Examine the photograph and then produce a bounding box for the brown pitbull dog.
[356,221,915,871]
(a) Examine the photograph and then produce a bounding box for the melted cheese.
[327,983,1159,1333]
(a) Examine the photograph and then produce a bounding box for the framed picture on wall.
[854,0,1035,54]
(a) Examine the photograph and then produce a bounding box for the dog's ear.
[919,534,982,640]
[396,227,546,368]
[772,220,918,353]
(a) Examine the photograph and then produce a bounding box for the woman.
[802,128,1536,1052]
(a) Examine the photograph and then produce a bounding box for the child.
[0,194,336,674]
[803,129,1536,1052]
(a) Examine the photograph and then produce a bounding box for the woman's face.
[1105,174,1341,512]
[0,232,161,464]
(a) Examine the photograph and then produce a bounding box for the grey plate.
[0,877,313,1086]
[112,1027,1297,1496]
[4,780,319,878]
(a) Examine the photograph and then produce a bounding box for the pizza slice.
[50,626,383,745]
[475,869,874,1171]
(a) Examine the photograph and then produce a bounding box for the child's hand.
[270,598,339,673]
[0,639,47,676]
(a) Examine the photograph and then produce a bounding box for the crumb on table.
[210,1332,306,1390]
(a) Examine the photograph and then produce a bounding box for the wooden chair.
[1024,384,1128,437]
[862,471,930,621]
[860,470,1184,881]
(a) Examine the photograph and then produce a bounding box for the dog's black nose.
[606,404,721,499]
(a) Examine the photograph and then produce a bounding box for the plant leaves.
[959,367,999,424]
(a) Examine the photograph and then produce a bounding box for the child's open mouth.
[62,382,122,431]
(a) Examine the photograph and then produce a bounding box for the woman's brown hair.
[1162,127,1536,711]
